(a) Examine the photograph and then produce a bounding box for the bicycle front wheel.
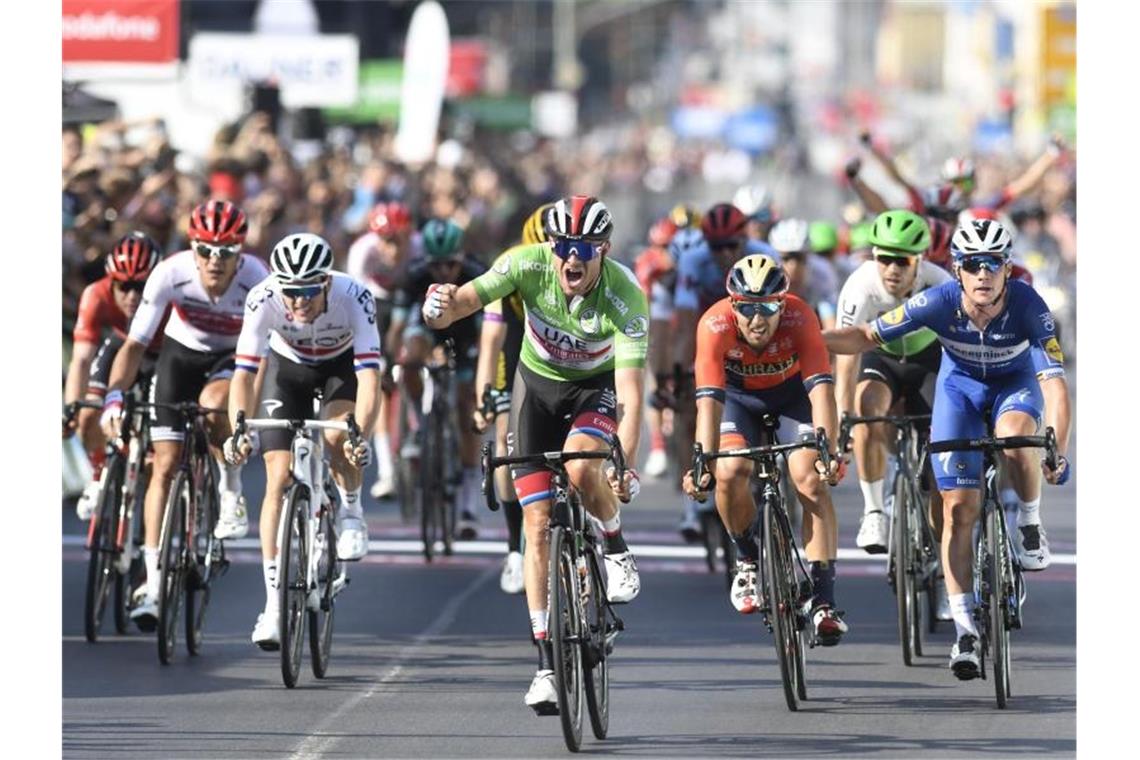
[549,525,584,751]
[763,498,801,711]
[989,504,1012,708]
[157,470,189,665]
[279,484,310,688]
[892,473,921,666]
[185,459,219,656]
[582,548,610,740]
[115,461,149,635]
[85,455,124,643]
[309,500,337,678]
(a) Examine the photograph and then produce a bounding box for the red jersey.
[634,245,675,294]
[694,295,832,400]
[73,276,167,350]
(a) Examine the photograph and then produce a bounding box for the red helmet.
[700,203,747,245]
[107,231,162,282]
[648,218,678,247]
[927,218,953,261]
[368,201,412,237]
[187,199,248,244]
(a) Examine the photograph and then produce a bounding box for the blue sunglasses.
[731,298,782,319]
[956,254,1007,274]
[281,282,325,300]
[552,238,603,262]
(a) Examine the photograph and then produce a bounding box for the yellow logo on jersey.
[881,306,905,326]
[1043,336,1064,364]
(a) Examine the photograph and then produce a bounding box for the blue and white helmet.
[270,233,334,284]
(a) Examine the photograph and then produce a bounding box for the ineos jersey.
[234,272,382,372]
[129,251,269,352]
[345,231,421,300]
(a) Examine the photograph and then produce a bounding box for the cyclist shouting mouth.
[553,237,606,295]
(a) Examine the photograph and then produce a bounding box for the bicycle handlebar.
[480,443,627,513]
[927,427,1058,471]
[837,411,931,454]
[233,410,363,446]
[692,427,831,494]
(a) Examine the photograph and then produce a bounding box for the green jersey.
[472,244,649,382]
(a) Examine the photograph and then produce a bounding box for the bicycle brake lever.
[1044,426,1058,471]
[480,441,499,511]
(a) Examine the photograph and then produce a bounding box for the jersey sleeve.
[835,265,876,329]
[673,250,701,311]
[694,310,731,403]
[789,300,833,391]
[871,287,941,346]
[472,247,526,305]
[234,284,274,373]
[1020,285,1066,380]
[345,235,371,285]
[348,280,382,371]
[608,262,650,370]
[72,283,104,344]
[128,261,172,346]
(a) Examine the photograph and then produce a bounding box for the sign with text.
[187,33,359,108]
[63,0,179,63]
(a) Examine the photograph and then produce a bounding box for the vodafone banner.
[63,0,180,64]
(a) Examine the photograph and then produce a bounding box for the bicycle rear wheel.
[892,474,920,666]
[582,548,609,740]
[309,500,338,678]
[85,456,124,643]
[549,525,584,751]
[279,484,309,688]
[157,471,189,665]
[185,458,219,656]
[763,498,801,711]
[989,504,1012,708]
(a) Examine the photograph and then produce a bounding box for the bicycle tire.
[549,524,584,751]
[185,456,218,656]
[279,483,309,688]
[420,430,441,562]
[763,497,800,711]
[893,473,919,666]
[582,547,610,740]
[309,499,337,679]
[989,503,1012,708]
[157,470,189,665]
[698,510,719,573]
[114,460,149,635]
[439,417,457,556]
[85,455,124,643]
[720,517,736,591]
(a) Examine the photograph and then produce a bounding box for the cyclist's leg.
[853,351,902,552]
[991,373,1049,569]
[456,362,483,530]
[495,391,524,593]
[674,369,704,539]
[371,298,396,497]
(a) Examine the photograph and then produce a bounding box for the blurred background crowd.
[62,0,1077,370]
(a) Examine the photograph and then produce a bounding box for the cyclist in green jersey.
[423,195,647,714]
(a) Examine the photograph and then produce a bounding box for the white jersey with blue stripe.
[872,279,1065,381]
[234,272,382,373]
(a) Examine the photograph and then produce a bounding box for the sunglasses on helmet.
[113,280,147,294]
[731,298,783,319]
[552,238,603,262]
[280,281,326,300]
[193,242,241,260]
[957,255,1008,274]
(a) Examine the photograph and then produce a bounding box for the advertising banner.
[394,1,450,164]
[324,60,404,124]
[187,33,359,108]
[62,0,179,63]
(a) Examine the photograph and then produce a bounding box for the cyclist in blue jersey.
[823,219,1072,680]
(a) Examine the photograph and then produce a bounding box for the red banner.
[63,0,180,63]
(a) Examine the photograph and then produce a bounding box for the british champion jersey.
[129,251,269,353]
[872,279,1065,381]
[837,259,952,357]
[234,272,382,372]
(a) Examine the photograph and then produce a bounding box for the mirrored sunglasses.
[731,298,783,319]
[193,242,240,260]
[280,282,326,300]
[552,238,602,262]
[958,255,1007,274]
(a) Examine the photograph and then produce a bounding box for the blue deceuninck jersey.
[871,279,1066,490]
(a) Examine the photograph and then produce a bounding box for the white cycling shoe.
[856,511,889,554]
[643,448,668,478]
[1014,522,1052,571]
[214,492,249,540]
[76,480,102,521]
[950,634,981,680]
[604,551,641,603]
[336,515,369,561]
[730,560,760,614]
[524,669,559,715]
[252,611,280,651]
[500,551,525,594]
[130,586,158,632]
[370,471,396,500]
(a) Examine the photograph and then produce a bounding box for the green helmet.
[868,210,930,255]
[421,218,464,259]
[809,221,839,253]
[848,222,873,252]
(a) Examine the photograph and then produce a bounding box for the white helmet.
[733,184,774,222]
[768,219,810,255]
[950,219,1013,259]
[270,233,334,284]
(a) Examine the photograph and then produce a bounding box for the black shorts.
[507,363,617,483]
[721,378,814,448]
[257,349,357,452]
[152,339,235,442]
[858,342,941,416]
[88,334,157,398]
